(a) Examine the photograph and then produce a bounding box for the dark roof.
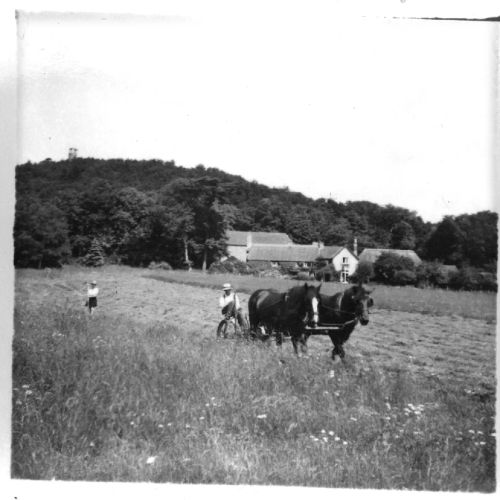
[358,248,422,265]
[318,246,343,260]
[226,231,248,246]
[226,231,292,246]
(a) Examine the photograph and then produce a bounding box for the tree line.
[14,158,497,277]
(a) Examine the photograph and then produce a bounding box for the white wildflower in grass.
[328,431,335,436]
[89,442,95,447]
[343,441,348,446]
[185,424,191,428]
[468,430,475,434]
[334,391,340,397]
[309,435,315,440]
[322,437,328,443]
[477,431,484,435]
[199,416,205,420]
[350,417,357,422]
[205,403,210,407]
[146,456,157,465]
[16,400,22,406]
[479,441,486,446]
[313,437,319,442]
[22,385,29,389]
[158,424,164,429]
[130,421,135,426]
[328,370,335,379]
[167,422,172,426]
[25,390,33,396]
[490,433,496,437]
[334,436,340,442]
[257,414,267,419]
[321,429,326,434]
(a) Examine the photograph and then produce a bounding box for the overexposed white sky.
[15,2,499,223]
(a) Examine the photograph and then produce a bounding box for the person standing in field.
[86,280,99,315]
[219,283,245,328]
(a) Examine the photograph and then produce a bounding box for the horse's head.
[349,285,374,326]
[303,282,322,326]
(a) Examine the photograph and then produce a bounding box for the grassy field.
[12,266,496,490]
[146,269,497,321]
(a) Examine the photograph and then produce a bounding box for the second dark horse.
[318,285,374,360]
[248,283,321,355]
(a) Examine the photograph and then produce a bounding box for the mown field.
[12,266,496,491]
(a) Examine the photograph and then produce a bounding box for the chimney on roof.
[353,238,358,256]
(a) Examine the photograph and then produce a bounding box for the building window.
[341,271,349,283]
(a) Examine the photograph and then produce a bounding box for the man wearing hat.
[219,283,244,327]
[86,280,99,315]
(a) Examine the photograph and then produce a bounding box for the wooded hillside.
[14,158,497,272]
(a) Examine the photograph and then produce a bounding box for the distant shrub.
[314,264,339,282]
[349,261,374,284]
[294,271,313,281]
[148,261,173,270]
[81,239,105,267]
[478,272,497,292]
[392,269,417,286]
[247,260,273,272]
[208,256,253,275]
[416,262,453,288]
[279,262,300,275]
[373,252,416,285]
[449,267,497,292]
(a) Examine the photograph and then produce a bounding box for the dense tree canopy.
[14,158,497,271]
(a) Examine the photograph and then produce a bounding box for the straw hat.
[222,283,232,291]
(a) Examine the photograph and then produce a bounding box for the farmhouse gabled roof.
[226,230,293,246]
[358,248,422,265]
[318,246,344,260]
[248,244,320,262]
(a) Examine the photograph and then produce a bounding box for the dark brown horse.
[248,283,321,353]
[318,285,374,360]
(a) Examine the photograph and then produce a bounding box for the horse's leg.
[275,329,283,348]
[338,343,346,360]
[300,332,309,355]
[329,334,337,360]
[290,332,300,356]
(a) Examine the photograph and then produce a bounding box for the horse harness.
[315,291,359,330]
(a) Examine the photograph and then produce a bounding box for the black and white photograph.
[2,0,498,497]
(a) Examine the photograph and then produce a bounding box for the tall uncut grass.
[12,301,495,490]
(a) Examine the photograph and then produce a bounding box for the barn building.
[358,248,422,266]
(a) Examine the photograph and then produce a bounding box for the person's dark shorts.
[88,297,97,309]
